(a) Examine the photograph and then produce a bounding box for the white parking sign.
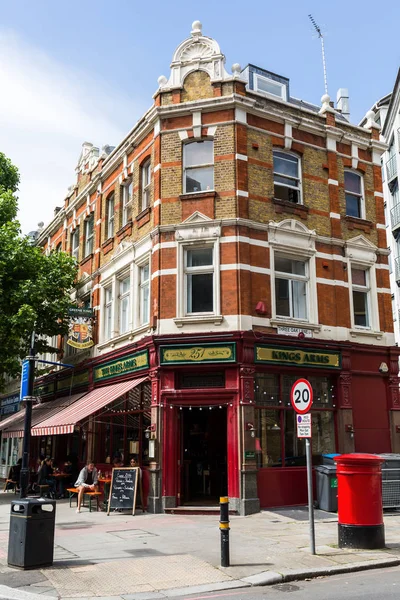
[297,413,312,438]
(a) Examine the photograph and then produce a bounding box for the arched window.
[273,151,302,204]
[183,140,214,193]
[345,171,364,218]
[141,160,151,211]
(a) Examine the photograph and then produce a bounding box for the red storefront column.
[162,404,180,510]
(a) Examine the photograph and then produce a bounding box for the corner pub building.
[2,21,399,514]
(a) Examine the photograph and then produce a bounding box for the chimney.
[337,88,350,121]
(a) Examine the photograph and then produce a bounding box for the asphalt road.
[180,566,400,600]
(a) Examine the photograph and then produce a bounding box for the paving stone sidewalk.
[0,496,399,599]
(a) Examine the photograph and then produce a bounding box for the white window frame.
[273,254,309,321]
[273,151,302,204]
[141,160,151,212]
[270,244,318,327]
[104,285,113,341]
[138,263,150,325]
[344,170,365,219]
[122,180,133,227]
[182,244,216,316]
[118,273,131,334]
[349,265,372,330]
[106,193,115,239]
[183,140,214,194]
[71,227,80,261]
[84,215,94,257]
[254,74,287,101]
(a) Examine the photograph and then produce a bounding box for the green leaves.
[0,153,77,387]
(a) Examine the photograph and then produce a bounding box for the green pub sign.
[94,350,149,382]
[255,345,341,369]
[160,343,236,365]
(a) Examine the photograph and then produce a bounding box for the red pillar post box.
[334,454,385,549]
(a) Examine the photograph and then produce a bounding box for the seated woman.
[74,461,99,513]
[6,458,22,491]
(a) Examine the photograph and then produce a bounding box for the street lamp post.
[19,347,36,499]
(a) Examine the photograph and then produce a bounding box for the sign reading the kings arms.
[94,350,149,382]
[160,343,236,365]
[255,345,341,369]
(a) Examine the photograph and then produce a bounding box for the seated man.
[74,461,99,513]
[37,457,56,498]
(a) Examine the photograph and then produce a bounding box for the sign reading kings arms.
[67,306,94,350]
[255,345,341,369]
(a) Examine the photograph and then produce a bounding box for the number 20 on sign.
[290,378,313,414]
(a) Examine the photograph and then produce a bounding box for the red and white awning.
[32,377,148,436]
[1,393,86,439]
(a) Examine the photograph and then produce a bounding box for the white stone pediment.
[345,235,377,264]
[268,219,316,254]
[176,212,220,241]
[182,211,212,224]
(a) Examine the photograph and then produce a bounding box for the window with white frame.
[104,286,113,340]
[274,255,308,320]
[141,160,151,211]
[122,180,133,227]
[71,227,80,261]
[139,263,150,325]
[351,267,370,328]
[84,215,94,257]
[106,193,115,239]
[254,74,287,100]
[273,151,301,204]
[184,247,214,314]
[183,140,214,194]
[118,275,130,334]
[345,171,364,219]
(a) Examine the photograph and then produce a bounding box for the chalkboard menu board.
[107,468,140,515]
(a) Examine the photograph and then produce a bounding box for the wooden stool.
[37,484,49,497]
[3,479,17,493]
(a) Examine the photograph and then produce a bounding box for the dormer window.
[254,74,287,101]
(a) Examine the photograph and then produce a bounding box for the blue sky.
[1,0,399,233]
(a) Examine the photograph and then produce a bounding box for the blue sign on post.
[20,360,30,400]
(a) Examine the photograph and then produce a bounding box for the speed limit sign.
[291,379,313,414]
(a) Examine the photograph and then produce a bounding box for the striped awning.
[32,377,148,437]
[1,393,86,439]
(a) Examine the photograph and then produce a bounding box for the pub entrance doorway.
[181,406,227,505]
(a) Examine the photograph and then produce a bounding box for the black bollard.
[219,496,230,567]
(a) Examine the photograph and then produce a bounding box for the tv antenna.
[308,14,328,96]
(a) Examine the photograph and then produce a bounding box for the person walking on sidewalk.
[75,461,99,513]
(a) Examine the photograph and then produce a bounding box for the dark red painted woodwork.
[257,467,316,508]
[227,403,240,499]
[351,375,391,453]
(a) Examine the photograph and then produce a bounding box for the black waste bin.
[315,464,338,512]
[8,498,56,569]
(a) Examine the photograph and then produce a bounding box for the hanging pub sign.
[67,307,94,350]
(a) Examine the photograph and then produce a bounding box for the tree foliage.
[0,152,78,387]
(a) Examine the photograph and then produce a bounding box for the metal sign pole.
[306,437,316,555]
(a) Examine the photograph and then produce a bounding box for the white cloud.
[0,31,144,234]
